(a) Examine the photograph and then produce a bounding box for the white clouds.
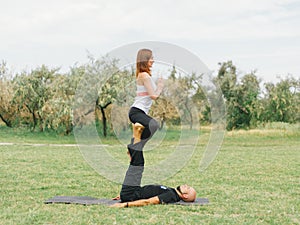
[1,0,299,42]
[149,0,300,40]
[0,0,299,80]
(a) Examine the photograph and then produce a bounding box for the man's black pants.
[120,138,146,202]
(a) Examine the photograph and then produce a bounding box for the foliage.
[75,55,133,137]
[215,61,260,130]
[0,61,18,127]
[261,76,300,123]
[42,66,84,134]
[214,61,300,130]
[13,65,58,131]
[159,67,203,129]
[0,58,299,134]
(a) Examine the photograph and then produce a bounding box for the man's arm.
[110,196,160,208]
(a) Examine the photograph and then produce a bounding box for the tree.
[150,96,180,129]
[41,65,84,134]
[216,61,261,130]
[262,76,300,123]
[236,72,261,128]
[217,61,237,100]
[0,61,17,127]
[74,56,133,137]
[13,65,58,131]
[162,69,202,130]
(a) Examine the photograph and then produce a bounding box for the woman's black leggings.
[128,107,159,141]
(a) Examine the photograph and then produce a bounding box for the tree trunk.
[185,102,193,130]
[37,111,44,132]
[159,113,166,130]
[97,101,111,137]
[25,104,37,131]
[32,111,37,131]
[100,106,107,137]
[0,113,12,127]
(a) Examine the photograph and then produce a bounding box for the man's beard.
[176,185,182,194]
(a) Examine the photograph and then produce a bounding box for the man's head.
[176,184,197,202]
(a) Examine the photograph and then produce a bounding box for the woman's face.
[148,56,154,68]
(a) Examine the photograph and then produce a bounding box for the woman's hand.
[157,77,164,89]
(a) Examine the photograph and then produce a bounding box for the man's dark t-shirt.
[139,185,180,203]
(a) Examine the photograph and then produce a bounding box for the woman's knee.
[149,119,159,133]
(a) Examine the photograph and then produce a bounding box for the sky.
[1,0,300,83]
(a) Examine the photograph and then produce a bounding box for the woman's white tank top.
[131,76,156,114]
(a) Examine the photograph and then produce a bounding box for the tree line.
[0,57,299,136]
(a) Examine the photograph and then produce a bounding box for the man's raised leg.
[127,122,145,159]
[120,123,146,201]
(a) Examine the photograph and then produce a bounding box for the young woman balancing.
[129,49,164,147]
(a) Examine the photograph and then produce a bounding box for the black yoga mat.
[44,196,209,206]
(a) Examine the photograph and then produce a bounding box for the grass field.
[0,125,299,225]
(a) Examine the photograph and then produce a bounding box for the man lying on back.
[111,123,196,208]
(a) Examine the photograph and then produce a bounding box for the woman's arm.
[139,72,164,100]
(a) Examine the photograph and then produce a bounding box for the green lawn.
[0,126,299,224]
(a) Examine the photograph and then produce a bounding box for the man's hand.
[110,196,160,208]
[112,195,120,200]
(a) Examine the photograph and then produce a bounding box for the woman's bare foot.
[133,122,144,144]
